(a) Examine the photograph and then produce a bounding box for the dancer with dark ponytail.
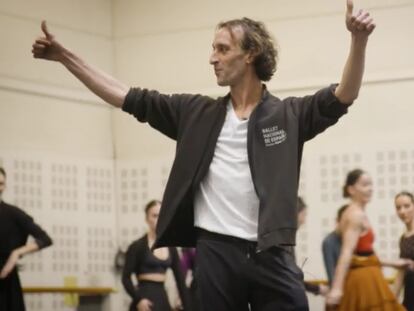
[326,169,407,310]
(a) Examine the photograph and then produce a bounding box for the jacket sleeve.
[122,88,198,140]
[122,241,143,304]
[288,84,351,142]
[171,247,191,310]
[14,207,52,249]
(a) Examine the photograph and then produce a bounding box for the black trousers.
[129,281,171,311]
[195,229,308,311]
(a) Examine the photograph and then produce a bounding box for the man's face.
[209,26,251,86]
[0,173,6,200]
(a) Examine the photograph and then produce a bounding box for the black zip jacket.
[122,85,350,251]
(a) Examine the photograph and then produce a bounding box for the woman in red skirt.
[326,169,409,311]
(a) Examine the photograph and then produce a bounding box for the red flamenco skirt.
[328,254,405,311]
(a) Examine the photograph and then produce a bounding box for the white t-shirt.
[194,101,260,241]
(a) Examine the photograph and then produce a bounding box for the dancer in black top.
[122,200,189,311]
[394,191,414,311]
[0,167,53,311]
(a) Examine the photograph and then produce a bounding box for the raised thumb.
[41,20,52,39]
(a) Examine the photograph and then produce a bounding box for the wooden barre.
[305,277,395,286]
[23,277,396,294]
[23,287,115,294]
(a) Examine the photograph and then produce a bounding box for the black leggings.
[129,281,171,311]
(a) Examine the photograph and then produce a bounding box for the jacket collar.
[219,84,269,106]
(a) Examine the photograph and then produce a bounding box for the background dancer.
[0,167,53,311]
[297,197,329,296]
[393,191,414,311]
[322,204,348,285]
[326,169,407,310]
[122,200,189,311]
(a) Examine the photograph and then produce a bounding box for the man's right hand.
[137,298,153,311]
[31,20,129,107]
[32,21,65,62]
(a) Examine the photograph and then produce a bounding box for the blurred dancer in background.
[326,169,407,310]
[0,167,53,311]
[393,191,414,311]
[322,204,348,285]
[122,200,189,311]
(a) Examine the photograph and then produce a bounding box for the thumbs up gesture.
[345,0,376,37]
[32,21,65,61]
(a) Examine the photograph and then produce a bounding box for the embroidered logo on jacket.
[262,125,287,147]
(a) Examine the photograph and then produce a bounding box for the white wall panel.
[0,89,114,158]
[0,0,113,36]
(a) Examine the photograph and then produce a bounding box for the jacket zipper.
[247,97,264,253]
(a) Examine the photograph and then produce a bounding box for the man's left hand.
[345,0,376,37]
